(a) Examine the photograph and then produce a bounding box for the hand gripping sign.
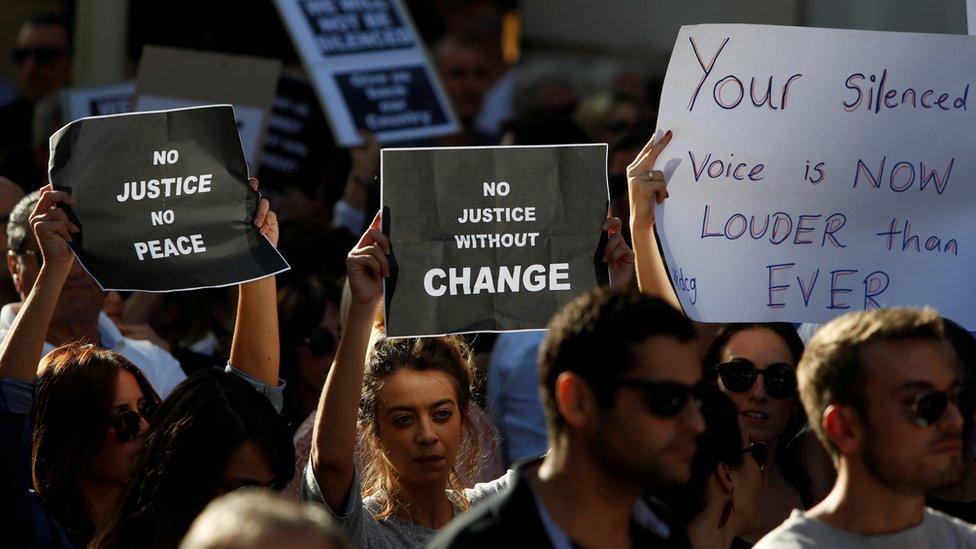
[48,105,289,292]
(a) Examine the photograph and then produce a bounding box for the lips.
[742,410,770,420]
[933,440,963,453]
[414,455,445,464]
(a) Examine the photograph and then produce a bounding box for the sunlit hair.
[357,327,483,521]
[799,306,949,456]
[32,343,159,542]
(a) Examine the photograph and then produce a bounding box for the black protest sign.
[48,105,289,292]
[298,0,414,57]
[382,145,609,337]
[260,72,332,182]
[335,65,450,133]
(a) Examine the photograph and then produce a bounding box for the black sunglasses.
[304,327,338,357]
[12,46,65,66]
[613,378,703,418]
[715,359,796,399]
[108,399,157,443]
[741,441,768,471]
[907,385,976,427]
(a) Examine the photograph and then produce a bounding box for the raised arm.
[628,130,683,312]
[228,178,280,385]
[311,211,389,511]
[0,187,77,381]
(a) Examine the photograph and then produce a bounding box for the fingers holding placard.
[30,186,79,269]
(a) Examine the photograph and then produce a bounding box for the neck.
[47,317,101,347]
[808,458,925,534]
[534,436,640,548]
[77,476,122,526]
[688,508,738,549]
[394,477,454,529]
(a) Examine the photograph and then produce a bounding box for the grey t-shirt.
[755,508,976,548]
[301,460,513,548]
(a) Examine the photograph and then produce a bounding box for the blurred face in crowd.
[89,370,151,483]
[717,328,796,444]
[8,233,105,323]
[13,23,71,104]
[0,179,25,259]
[295,300,340,392]
[376,369,463,488]
[217,441,277,494]
[589,335,705,488]
[853,338,964,493]
[437,41,489,126]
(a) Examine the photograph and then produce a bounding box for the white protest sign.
[273,0,460,146]
[61,82,135,121]
[969,0,976,35]
[655,24,976,328]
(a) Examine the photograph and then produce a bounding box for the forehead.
[114,369,144,405]
[17,24,69,48]
[721,327,794,365]
[627,335,700,385]
[378,369,459,409]
[862,338,956,392]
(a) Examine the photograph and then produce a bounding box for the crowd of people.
[2,5,976,549]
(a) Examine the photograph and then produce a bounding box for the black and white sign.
[381,145,609,337]
[48,105,289,292]
[61,82,135,122]
[273,0,459,146]
[259,72,332,182]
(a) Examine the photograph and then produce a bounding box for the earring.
[718,487,735,529]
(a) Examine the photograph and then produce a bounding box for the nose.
[747,371,769,402]
[682,400,707,435]
[943,399,965,431]
[415,417,439,446]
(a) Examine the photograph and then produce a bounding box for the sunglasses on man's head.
[612,378,703,418]
[108,399,157,443]
[11,47,65,66]
[715,359,796,399]
[741,441,768,471]
[907,385,976,427]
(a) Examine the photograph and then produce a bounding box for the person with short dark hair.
[755,307,976,547]
[429,287,705,548]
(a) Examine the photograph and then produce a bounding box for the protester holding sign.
[0,181,286,548]
[629,130,829,541]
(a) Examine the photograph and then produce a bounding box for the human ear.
[714,462,736,495]
[555,372,596,430]
[822,404,861,455]
[6,251,23,295]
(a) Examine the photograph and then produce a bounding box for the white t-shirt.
[755,508,976,548]
[0,303,186,398]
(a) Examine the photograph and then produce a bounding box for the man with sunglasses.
[0,13,72,190]
[756,307,976,548]
[430,288,705,548]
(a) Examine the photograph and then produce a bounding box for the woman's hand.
[30,185,79,271]
[250,178,279,248]
[602,216,635,288]
[628,130,672,232]
[346,211,390,305]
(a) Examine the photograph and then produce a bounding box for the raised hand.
[30,185,79,270]
[601,216,635,288]
[346,211,390,305]
[628,130,672,231]
[249,178,279,248]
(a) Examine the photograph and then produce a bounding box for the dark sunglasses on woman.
[741,441,768,471]
[613,378,704,418]
[108,399,157,443]
[715,359,796,399]
[11,46,65,66]
[907,384,976,427]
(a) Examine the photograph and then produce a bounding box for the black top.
[426,457,690,548]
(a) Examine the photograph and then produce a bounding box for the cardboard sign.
[61,82,135,122]
[48,105,289,292]
[654,24,976,327]
[134,46,281,167]
[382,145,609,337]
[259,72,332,182]
[273,0,460,146]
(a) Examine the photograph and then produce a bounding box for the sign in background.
[655,24,976,328]
[382,144,609,337]
[134,46,281,167]
[273,0,460,146]
[61,81,135,122]
[48,105,289,292]
[258,72,333,185]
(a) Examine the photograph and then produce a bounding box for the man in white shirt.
[2,191,184,397]
[757,307,976,548]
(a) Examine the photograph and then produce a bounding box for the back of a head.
[798,306,946,455]
[8,190,40,255]
[180,489,350,549]
[32,343,158,537]
[539,287,694,433]
[93,369,295,549]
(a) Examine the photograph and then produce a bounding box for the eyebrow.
[385,399,456,415]
[894,380,938,393]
